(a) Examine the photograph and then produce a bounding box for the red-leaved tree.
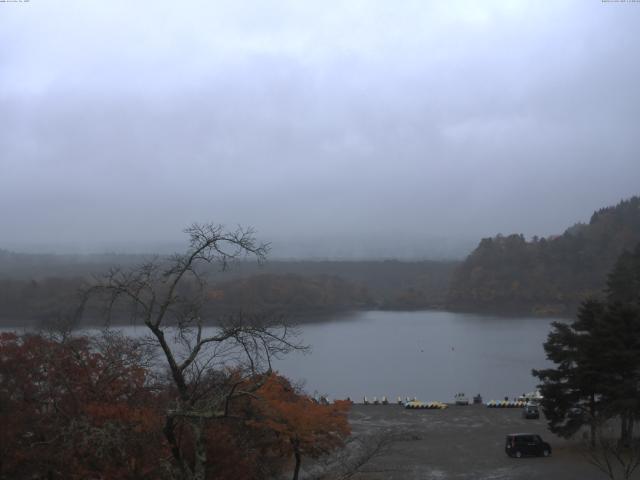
[0,331,164,480]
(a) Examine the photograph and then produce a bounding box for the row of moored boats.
[355,391,543,409]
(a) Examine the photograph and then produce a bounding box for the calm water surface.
[273,310,557,403]
[4,310,559,403]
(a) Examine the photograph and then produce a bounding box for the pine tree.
[533,300,607,446]
[606,244,640,305]
[533,243,640,446]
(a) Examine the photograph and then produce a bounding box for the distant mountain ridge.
[447,196,640,315]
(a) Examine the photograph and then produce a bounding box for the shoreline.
[0,305,570,330]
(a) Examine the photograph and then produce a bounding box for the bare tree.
[81,223,304,480]
[310,429,420,480]
[584,421,640,480]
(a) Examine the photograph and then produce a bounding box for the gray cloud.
[1,0,639,257]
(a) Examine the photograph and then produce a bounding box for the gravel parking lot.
[345,404,627,480]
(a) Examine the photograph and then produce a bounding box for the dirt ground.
[344,404,636,480]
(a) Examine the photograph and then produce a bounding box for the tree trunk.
[590,394,597,448]
[164,415,192,479]
[292,442,302,480]
[620,413,630,447]
[193,418,207,480]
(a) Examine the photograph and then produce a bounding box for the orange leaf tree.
[246,374,351,480]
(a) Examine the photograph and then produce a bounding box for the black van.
[505,434,551,458]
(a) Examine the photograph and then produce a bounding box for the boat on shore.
[405,400,448,410]
[517,390,543,404]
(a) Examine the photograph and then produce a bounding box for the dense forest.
[447,196,640,315]
[0,253,457,326]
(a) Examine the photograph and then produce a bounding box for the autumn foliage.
[0,331,164,479]
[0,332,351,480]
[248,375,351,480]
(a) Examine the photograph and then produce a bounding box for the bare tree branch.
[80,223,303,480]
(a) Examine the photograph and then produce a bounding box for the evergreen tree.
[602,244,640,444]
[596,303,640,444]
[533,300,607,446]
[534,243,640,446]
[606,244,640,305]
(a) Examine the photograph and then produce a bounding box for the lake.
[3,310,559,404]
[273,310,558,403]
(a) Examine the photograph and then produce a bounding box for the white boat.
[518,390,543,404]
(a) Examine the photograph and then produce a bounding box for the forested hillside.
[0,255,456,326]
[447,196,640,315]
[206,274,373,317]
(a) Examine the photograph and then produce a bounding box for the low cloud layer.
[1,1,639,257]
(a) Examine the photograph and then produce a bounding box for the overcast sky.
[1,0,639,257]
